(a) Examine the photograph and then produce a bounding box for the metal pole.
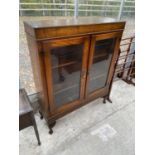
[65,0,67,16]
[19,3,22,16]
[74,0,78,18]
[19,10,22,16]
[41,0,45,16]
[118,0,125,20]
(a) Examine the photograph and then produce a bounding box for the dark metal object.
[113,36,135,85]
[19,89,41,145]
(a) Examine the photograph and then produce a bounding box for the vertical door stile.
[43,43,56,113]
[85,36,96,97]
[80,36,90,100]
[106,37,122,86]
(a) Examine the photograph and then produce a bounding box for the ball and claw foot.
[49,129,53,134]
[39,111,43,120]
[103,98,106,104]
[48,121,56,135]
[107,97,112,103]
[103,96,112,104]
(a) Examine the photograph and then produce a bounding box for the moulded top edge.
[24,17,125,29]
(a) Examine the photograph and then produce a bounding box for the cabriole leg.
[103,98,106,104]
[107,96,112,103]
[48,121,56,135]
[39,111,43,119]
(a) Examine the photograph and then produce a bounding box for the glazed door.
[86,31,122,97]
[43,36,89,113]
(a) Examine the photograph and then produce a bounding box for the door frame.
[42,36,90,113]
[85,31,123,98]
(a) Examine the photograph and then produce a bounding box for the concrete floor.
[19,80,135,155]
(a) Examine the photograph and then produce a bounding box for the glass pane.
[50,44,83,107]
[88,38,116,93]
